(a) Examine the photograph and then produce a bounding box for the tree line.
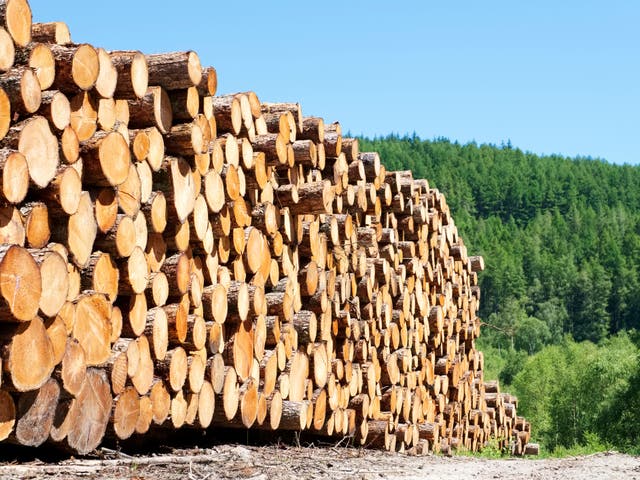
[360,134,640,453]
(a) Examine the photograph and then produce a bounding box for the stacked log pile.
[0,0,536,456]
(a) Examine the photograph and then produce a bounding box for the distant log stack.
[0,0,536,457]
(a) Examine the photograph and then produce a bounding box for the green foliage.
[497,349,528,386]
[511,334,639,452]
[542,432,611,458]
[594,334,640,454]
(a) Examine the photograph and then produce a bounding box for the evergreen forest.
[360,135,640,454]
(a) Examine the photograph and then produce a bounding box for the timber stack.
[0,0,536,457]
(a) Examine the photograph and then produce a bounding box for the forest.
[360,135,640,454]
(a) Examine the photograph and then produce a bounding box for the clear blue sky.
[30,1,640,165]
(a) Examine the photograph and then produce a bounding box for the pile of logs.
[0,0,537,456]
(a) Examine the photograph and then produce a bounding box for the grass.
[453,438,510,459]
[535,433,612,459]
[452,432,625,460]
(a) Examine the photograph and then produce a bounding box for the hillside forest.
[360,135,640,454]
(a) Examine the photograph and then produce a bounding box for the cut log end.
[73,294,111,366]
[66,368,111,455]
[72,44,99,91]
[99,131,132,186]
[4,0,32,47]
[18,116,59,188]
[7,317,55,391]
[1,151,28,203]
[0,27,14,72]
[0,245,42,321]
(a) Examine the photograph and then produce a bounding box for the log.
[0,0,31,47]
[0,65,41,116]
[72,293,111,366]
[287,181,334,215]
[225,319,254,382]
[145,51,202,90]
[2,317,54,391]
[469,255,485,272]
[168,390,187,428]
[20,201,49,248]
[169,86,199,122]
[33,165,81,219]
[118,246,149,295]
[238,378,259,427]
[157,156,196,224]
[65,368,111,455]
[93,213,136,258]
[135,395,153,435]
[14,377,60,447]
[156,347,188,393]
[164,119,206,156]
[116,162,142,217]
[0,149,28,204]
[80,252,119,304]
[168,313,206,352]
[44,314,66,362]
[4,115,59,188]
[187,353,206,393]
[59,338,86,397]
[81,130,131,187]
[128,86,172,134]
[212,95,241,135]
[252,133,287,165]
[109,50,148,99]
[50,191,96,268]
[277,400,307,430]
[150,380,170,425]
[203,169,225,213]
[68,90,97,141]
[342,137,359,162]
[31,21,71,45]
[201,284,228,324]
[32,249,69,318]
[112,386,139,440]
[160,252,192,297]
[196,380,215,428]
[131,335,154,395]
[0,244,41,321]
[0,30,14,72]
[197,66,217,96]
[217,366,241,422]
[50,43,99,93]
[94,47,117,99]
[299,117,324,143]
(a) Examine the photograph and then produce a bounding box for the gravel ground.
[0,445,638,480]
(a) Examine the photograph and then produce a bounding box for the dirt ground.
[0,445,638,480]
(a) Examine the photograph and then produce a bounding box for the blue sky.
[29,1,640,165]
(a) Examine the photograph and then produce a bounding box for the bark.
[145,51,202,91]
